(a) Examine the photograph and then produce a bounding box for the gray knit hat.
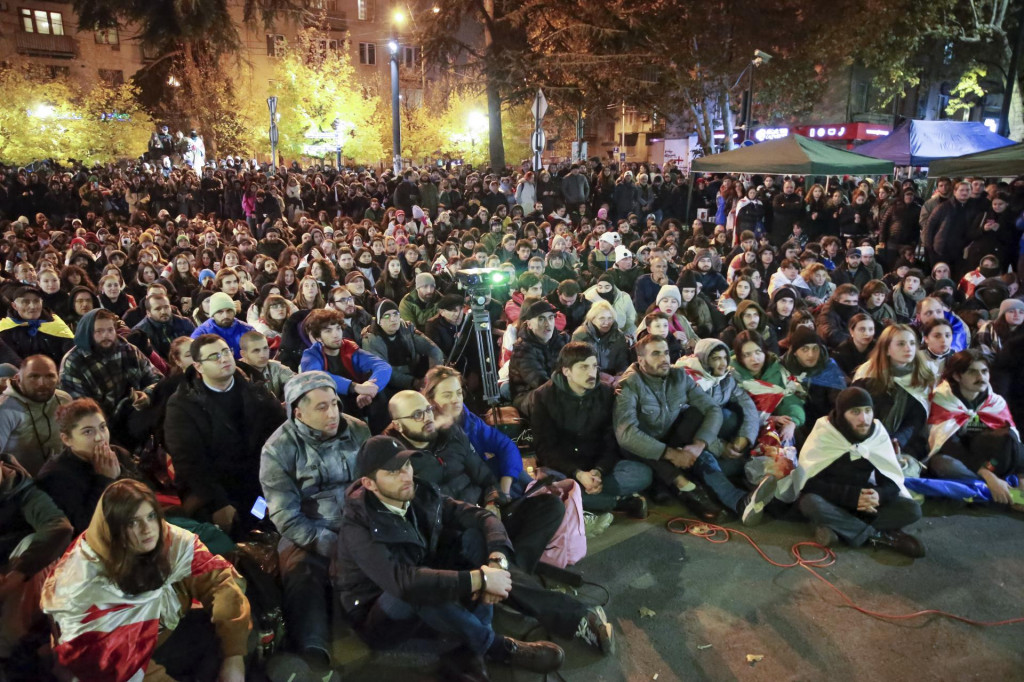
[283,371,337,418]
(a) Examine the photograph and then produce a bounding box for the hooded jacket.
[300,339,393,396]
[42,499,248,682]
[531,371,621,476]
[720,300,780,355]
[0,381,72,476]
[509,328,568,410]
[677,339,759,446]
[582,283,637,338]
[132,312,196,360]
[613,363,723,460]
[782,341,847,426]
[260,405,370,559]
[335,478,513,625]
[60,309,164,419]
[385,423,500,507]
[0,454,72,576]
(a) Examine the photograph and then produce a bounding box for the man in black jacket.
[508,300,567,418]
[770,180,803,246]
[0,285,73,365]
[546,280,590,334]
[795,387,924,557]
[531,342,651,517]
[335,436,564,681]
[164,334,285,538]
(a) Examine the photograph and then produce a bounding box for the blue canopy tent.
[854,120,1014,166]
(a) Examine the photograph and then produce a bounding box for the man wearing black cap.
[361,300,443,391]
[830,248,871,289]
[0,285,73,365]
[789,386,924,557]
[509,299,567,418]
[335,435,565,680]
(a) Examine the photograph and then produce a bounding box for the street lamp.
[744,49,772,143]
[467,110,488,161]
[389,39,401,176]
[267,96,279,173]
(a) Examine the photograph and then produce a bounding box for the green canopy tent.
[927,142,1024,178]
[691,134,894,175]
[686,134,893,220]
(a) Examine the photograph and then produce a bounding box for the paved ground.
[331,497,1024,682]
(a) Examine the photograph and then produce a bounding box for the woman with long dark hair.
[42,480,250,682]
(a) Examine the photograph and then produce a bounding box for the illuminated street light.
[392,9,406,25]
[167,75,182,88]
[432,6,440,12]
[467,111,488,135]
[32,104,55,118]
[388,40,399,54]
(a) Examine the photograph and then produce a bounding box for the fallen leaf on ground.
[747,654,765,665]
[697,644,713,650]
[638,606,656,618]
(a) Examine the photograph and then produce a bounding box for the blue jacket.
[300,340,392,395]
[459,409,523,480]
[190,317,254,358]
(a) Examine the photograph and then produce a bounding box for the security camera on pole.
[532,88,547,173]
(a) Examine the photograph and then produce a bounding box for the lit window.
[20,9,65,35]
[95,27,119,45]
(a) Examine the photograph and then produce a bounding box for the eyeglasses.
[200,348,233,363]
[333,296,355,305]
[394,405,434,422]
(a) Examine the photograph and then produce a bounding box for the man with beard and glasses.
[58,309,162,450]
[788,386,924,557]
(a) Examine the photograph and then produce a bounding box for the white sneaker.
[584,511,614,538]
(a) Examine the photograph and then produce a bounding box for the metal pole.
[390,43,401,176]
[620,101,626,163]
[533,118,542,173]
[998,2,1024,137]
[747,65,755,143]
[267,96,278,174]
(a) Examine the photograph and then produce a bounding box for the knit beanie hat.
[208,292,235,315]
[415,272,436,289]
[678,270,699,290]
[836,386,873,414]
[656,284,682,307]
[283,371,337,419]
[787,325,821,351]
[375,299,399,324]
[998,298,1024,319]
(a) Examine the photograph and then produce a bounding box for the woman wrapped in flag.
[41,480,250,682]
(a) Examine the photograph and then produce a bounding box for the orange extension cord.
[654,511,1024,627]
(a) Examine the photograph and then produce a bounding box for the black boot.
[677,484,722,522]
[868,530,925,558]
[614,493,649,519]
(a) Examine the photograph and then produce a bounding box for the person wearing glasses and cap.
[335,435,565,681]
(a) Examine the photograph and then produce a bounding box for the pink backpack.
[526,478,587,568]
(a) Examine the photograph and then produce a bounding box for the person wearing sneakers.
[791,387,925,557]
[531,342,651,527]
[615,335,775,524]
[335,435,565,681]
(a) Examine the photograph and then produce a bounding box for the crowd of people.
[1,145,1024,682]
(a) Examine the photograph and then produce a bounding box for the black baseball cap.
[356,435,415,478]
[12,285,43,300]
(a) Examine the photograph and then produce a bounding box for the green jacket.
[398,290,439,331]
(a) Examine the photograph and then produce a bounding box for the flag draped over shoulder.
[927,380,1016,457]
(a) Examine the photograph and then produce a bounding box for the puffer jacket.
[508,328,568,409]
[260,413,370,558]
[613,363,723,460]
[571,321,631,376]
[0,383,72,476]
[361,320,444,390]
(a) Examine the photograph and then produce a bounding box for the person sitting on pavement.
[912,295,969,353]
[334,435,566,681]
[164,334,285,538]
[35,398,143,536]
[132,293,196,362]
[781,327,848,433]
[361,299,444,391]
[0,284,74,365]
[730,330,807,445]
[237,330,295,401]
[399,272,441,331]
[300,308,393,433]
[0,454,72,661]
[59,309,163,450]
[615,335,775,525]
[0,355,71,476]
[790,386,925,557]
[546,279,591,335]
[189,291,255,359]
[508,299,567,418]
[259,372,370,672]
[815,284,864,350]
[926,349,1024,511]
[41,480,251,682]
[422,366,530,498]
[571,300,632,381]
[531,342,651,519]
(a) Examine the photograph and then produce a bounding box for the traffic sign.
[532,89,548,121]
[531,130,546,152]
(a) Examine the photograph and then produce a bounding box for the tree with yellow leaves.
[269,27,384,165]
[0,63,153,165]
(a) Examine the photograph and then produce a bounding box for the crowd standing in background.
[1,145,1024,681]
